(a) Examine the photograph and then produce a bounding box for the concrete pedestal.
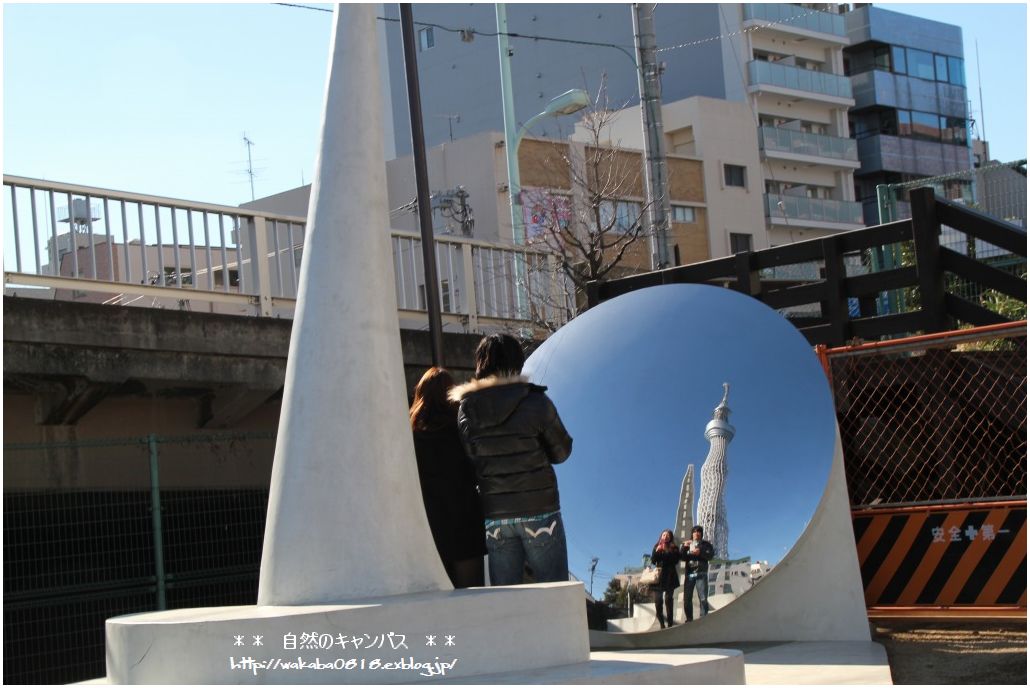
[105,582,746,684]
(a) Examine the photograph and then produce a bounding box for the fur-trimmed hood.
[447,374,531,402]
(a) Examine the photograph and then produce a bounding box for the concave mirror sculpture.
[523,284,837,619]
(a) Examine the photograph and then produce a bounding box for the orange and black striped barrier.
[852,500,1026,612]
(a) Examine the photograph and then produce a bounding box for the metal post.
[632,3,672,270]
[496,3,530,322]
[400,3,445,366]
[147,434,167,611]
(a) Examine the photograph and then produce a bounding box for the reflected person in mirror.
[682,525,715,621]
[450,334,573,585]
[410,367,487,588]
[649,529,681,629]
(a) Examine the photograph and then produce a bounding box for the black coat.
[413,424,487,561]
[681,538,715,575]
[649,546,681,591]
[451,375,573,519]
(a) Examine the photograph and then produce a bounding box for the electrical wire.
[273,3,830,62]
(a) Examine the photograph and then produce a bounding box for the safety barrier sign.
[852,501,1026,609]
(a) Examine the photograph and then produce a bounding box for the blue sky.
[524,284,838,590]
[3,2,1026,209]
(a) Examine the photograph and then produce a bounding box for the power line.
[271,3,823,63]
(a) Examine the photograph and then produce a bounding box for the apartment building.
[381,3,864,256]
[844,4,973,224]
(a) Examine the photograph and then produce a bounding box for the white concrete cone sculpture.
[258,3,451,604]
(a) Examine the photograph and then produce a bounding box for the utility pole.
[400,3,445,366]
[632,4,672,270]
[243,133,256,201]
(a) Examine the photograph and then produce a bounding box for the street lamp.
[589,556,600,598]
[498,86,589,322]
[505,89,591,247]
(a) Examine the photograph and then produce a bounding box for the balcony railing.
[765,193,864,226]
[759,126,858,163]
[748,60,853,100]
[742,3,847,38]
[3,175,573,331]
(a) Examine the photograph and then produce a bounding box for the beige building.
[583,96,768,259]
[384,130,710,272]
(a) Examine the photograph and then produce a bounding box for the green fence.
[3,431,275,685]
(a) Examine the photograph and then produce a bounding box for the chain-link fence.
[3,432,275,685]
[820,322,1027,508]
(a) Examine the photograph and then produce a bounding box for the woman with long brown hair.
[410,367,486,588]
[649,528,681,629]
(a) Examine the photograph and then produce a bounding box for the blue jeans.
[484,512,568,585]
[683,572,709,620]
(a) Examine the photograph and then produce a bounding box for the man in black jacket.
[681,525,714,621]
[450,334,573,585]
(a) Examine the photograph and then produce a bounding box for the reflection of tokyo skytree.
[695,383,735,560]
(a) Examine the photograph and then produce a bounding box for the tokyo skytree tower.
[695,383,735,560]
[675,464,695,544]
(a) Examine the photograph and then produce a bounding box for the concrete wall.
[382,3,728,156]
[387,130,509,243]
[3,297,483,490]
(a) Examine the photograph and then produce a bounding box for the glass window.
[418,27,435,51]
[942,117,968,145]
[671,206,696,223]
[897,110,912,137]
[874,46,891,70]
[948,57,965,86]
[907,49,935,80]
[935,54,949,82]
[598,200,641,234]
[724,164,746,188]
[911,110,942,141]
[891,45,907,74]
[730,233,753,254]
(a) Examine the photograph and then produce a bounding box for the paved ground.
[870,618,1027,685]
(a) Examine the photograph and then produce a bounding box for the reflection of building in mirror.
[696,383,735,560]
[705,559,772,600]
[675,464,695,543]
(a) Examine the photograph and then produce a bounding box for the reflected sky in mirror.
[523,284,837,595]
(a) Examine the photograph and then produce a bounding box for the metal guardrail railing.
[3,175,573,331]
[759,126,858,163]
[747,59,853,100]
[742,2,847,38]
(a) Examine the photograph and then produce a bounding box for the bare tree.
[516,79,658,332]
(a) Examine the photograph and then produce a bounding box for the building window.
[598,199,642,234]
[671,205,696,223]
[418,27,434,51]
[873,45,891,70]
[729,233,753,255]
[891,45,907,75]
[906,49,936,80]
[934,54,949,83]
[911,110,942,141]
[947,56,965,86]
[724,164,746,188]
[897,110,911,137]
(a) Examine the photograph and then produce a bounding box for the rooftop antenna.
[243,132,256,200]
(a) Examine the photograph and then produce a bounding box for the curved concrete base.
[107,583,589,684]
[443,649,745,684]
[593,432,869,649]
